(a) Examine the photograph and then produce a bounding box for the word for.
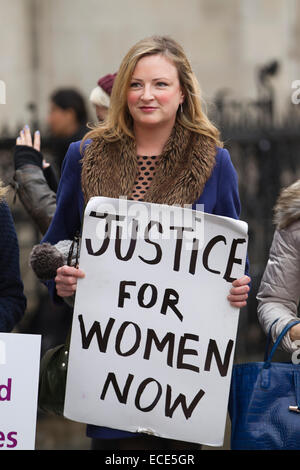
[86,214,246,282]
[118,281,183,322]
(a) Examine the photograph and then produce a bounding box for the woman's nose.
[141,84,154,100]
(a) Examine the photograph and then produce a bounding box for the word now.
[100,372,205,420]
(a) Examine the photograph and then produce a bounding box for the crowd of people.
[1,34,299,450]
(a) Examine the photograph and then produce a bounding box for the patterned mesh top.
[130,155,160,201]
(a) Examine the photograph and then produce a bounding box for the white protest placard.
[64,197,248,446]
[0,80,5,105]
[0,333,41,450]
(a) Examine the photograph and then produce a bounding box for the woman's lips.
[139,107,157,112]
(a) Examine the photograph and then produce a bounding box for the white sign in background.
[64,197,248,446]
[0,333,41,450]
[0,80,6,104]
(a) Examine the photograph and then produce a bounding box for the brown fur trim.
[273,179,300,229]
[81,123,216,207]
[0,180,7,200]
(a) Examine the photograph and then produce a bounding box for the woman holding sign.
[42,36,250,449]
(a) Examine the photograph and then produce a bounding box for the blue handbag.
[228,320,300,450]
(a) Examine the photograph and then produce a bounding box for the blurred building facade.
[1,0,300,132]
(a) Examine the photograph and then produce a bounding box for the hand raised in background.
[16,125,49,168]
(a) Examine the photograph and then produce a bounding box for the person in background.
[13,126,56,235]
[47,88,89,172]
[41,35,251,450]
[10,75,116,353]
[12,87,89,228]
[12,75,116,235]
[0,182,26,332]
[89,73,117,122]
[257,179,300,353]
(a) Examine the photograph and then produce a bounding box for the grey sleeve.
[257,227,300,353]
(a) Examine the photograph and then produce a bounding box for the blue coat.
[43,140,242,246]
[0,201,26,332]
[42,139,246,440]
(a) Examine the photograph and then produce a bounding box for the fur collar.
[81,122,217,207]
[274,179,300,229]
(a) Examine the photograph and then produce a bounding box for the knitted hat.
[97,73,117,96]
[89,73,117,108]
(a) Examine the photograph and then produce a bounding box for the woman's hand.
[16,125,40,150]
[55,265,85,298]
[16,125,50,168]
[289,323,300,343]
[227,275,251,308]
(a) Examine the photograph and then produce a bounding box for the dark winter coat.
[0,200,26,331]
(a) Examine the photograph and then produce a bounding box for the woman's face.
[127,54,184,129]
[47,102,76,137]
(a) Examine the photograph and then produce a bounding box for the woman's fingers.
[228,299,248,308]
[228,275,251,308]
[56,265,85,278]
[229,284,250,296]
[16,129,25,145]
[55,265,85,298]
[227,292,248,304]
[33,130,41,151]
[23,125,32,146]
[16,125,41,150]
[231,275,251,288]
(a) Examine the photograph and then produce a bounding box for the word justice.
[85,212,246,283]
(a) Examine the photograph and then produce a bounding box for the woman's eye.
[130,82,142,88]
[156,82,168,87]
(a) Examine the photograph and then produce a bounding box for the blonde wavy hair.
[82,35,222,148]
[0,180,7,200]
